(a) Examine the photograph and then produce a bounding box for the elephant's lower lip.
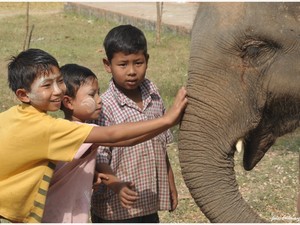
[242,130,276,171]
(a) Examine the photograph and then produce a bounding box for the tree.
[23,3,34,50]
[156,2,163,45]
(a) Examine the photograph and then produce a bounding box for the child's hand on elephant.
[164,87,188,126]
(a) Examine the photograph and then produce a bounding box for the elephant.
[178,2,300,223]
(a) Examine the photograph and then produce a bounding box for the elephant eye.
[240,38,280,67]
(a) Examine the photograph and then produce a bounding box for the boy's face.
[27,66,66,112]
[70,78,102,122]
[104,51,148,93]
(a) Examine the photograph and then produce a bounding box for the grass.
[0,2,299,223]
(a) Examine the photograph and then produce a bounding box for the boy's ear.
[103,58,112,73]
[15,89,30,103]
[62,95,74,110]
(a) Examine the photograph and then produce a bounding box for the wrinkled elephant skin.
[179,2,300,223]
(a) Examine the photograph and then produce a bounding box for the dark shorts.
[91,212,160,223]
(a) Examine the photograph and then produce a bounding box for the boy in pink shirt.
[42,64,109,222]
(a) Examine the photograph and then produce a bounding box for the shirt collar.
[19,103,46,114]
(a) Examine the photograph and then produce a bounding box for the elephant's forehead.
[202,3,300,28]
[194,2,300,43]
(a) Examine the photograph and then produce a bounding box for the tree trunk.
[156,2,163,45]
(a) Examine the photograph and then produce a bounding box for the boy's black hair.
[104,24,148,62]
[7,48,59,93]
[60,63,97,98]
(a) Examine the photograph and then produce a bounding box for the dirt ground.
[0,2,64,19]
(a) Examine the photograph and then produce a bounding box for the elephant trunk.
[178,73,265,222]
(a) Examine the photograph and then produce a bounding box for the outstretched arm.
[85,87,187,146]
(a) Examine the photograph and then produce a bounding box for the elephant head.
[179,2,300,223]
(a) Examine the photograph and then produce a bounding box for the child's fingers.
[98,173,109,180]
[123,188,138,198]
[120,194,139,209]
[173,87,188,110]
[119,184,139,209]
[177,87,188,107]
[121,194,139,203]
[168,87,187,124]
[120,183,138,198]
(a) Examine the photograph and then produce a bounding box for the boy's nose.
[128,64,136,75]
[53,82,64,95]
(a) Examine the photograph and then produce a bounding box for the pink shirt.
[91,79,173,220]
[42,123,98,223]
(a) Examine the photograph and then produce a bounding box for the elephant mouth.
[240,128,276,171]
[239,95,300,171]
